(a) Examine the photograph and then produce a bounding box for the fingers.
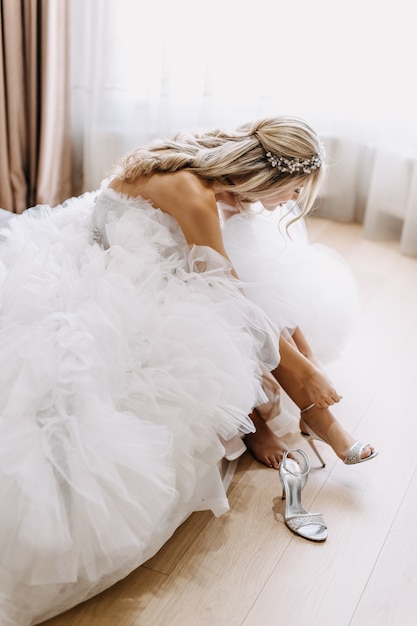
[309,393,343,410]
[321,382,342,407]
[317,393,343,409]
[303,371,343,410]
[306,372,343,407]
[329,393,343,404]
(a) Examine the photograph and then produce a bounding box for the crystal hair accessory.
[265,149,323,174]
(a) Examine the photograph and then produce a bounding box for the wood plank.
[350,466,417,626]
[243,319,417,626]
[131,452,330,626]
[41,567,166,626]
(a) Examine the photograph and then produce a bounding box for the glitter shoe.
[300,417,378,467]
[279,449,327,542]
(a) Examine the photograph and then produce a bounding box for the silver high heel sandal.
[300,403,378,467]
[279,449,327,542]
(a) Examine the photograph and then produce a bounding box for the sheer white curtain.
[71,0,417,255]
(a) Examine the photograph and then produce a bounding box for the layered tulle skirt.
[0,189,281,625]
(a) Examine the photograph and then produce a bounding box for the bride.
[0,115,376,625]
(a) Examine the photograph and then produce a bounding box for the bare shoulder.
[110,170,216,215]
[153,170,216,214]
[155,172,223,246]
[109,170,224,249]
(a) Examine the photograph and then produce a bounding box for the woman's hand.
[302,367,342,409]
[278,334,342,409]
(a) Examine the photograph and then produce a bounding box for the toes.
[266,456,280,470]
[361,444,373,459]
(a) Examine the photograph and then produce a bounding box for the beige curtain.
[0,0,72,214]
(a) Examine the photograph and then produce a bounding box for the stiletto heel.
[279,449,327,542]
[302,432,326,468]
[300,410,378,466]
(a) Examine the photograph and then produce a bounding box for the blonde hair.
[113,116,326,221]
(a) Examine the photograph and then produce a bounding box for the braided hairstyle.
[113,116,326,219]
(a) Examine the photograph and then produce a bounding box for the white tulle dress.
[0,186,280,625]
[0,187,359,625]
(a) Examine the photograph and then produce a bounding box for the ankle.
[300,410,355,460]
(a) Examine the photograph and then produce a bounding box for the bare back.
[109,171,234,268]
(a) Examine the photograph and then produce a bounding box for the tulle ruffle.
[0,189,280,624]
[222,204,360,365]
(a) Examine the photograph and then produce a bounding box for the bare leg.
[244,408,289,470]
[272,362,375,461]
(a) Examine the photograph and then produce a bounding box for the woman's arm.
[124,171,341,408]
[167,175,341,409]
[277,334,341,409]
[167,176,341,408]
[111,170,238,275]
[291,327,317,363]
[153,172,239,277]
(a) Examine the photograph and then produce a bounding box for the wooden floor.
[42,218,417,626]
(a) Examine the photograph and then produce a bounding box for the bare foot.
[300,408,376,462]
[244,410,288,469]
